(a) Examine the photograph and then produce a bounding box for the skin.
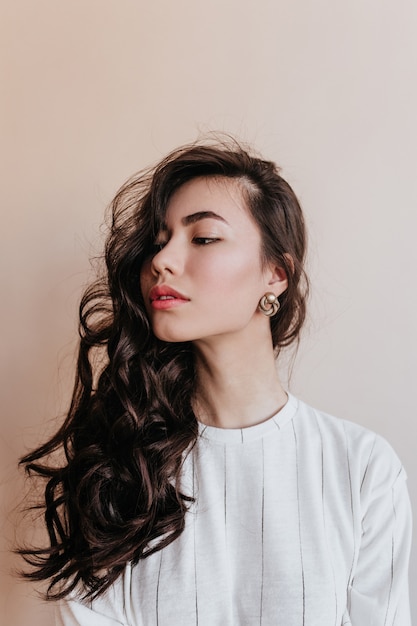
[140,176,289,429]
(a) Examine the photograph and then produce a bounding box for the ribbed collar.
[198,393,298,444]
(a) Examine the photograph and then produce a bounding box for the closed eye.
[192,237,221,245]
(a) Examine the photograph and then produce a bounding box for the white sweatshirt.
[56,394,412,625]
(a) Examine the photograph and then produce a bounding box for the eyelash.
[192,237,220,245]
[150,237,220,253]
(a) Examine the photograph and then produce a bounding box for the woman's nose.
[150,239,183,276]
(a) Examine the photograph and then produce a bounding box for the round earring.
[258,292,280,317]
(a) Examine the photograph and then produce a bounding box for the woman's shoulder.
[292,394,407,490]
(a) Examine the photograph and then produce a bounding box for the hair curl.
[19,136,309,599]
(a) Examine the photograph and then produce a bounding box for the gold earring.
[258,292,280,317]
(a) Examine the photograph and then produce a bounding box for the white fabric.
[56,395,412,625]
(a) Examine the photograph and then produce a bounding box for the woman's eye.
[192,237,220,245]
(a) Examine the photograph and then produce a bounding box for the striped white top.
[56,395,412,625]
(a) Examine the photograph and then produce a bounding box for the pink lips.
[149,285,190,310]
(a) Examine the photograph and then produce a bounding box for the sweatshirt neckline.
[198,393,298,444]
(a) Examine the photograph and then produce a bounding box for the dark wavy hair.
[19,137,309,600]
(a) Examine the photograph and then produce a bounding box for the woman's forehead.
[162,176,251,225]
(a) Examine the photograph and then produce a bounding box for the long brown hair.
[19,137,309,599]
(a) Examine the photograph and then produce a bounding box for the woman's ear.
[265,254,293,295]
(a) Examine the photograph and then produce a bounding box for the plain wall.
[1,1,416,624]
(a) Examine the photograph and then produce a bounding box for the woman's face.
[140,176,286,345]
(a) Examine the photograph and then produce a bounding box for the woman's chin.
[153,328,194,343]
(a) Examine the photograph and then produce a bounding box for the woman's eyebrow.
[181,211,229,226]
[159,211,229,231]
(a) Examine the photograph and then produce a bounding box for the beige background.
[1,0,416,624]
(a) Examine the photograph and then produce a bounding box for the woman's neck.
[193,330,287,429]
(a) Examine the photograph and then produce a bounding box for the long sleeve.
[347,438,412,626]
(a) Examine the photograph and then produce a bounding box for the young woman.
[20,139,412,625]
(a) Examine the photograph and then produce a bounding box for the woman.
[20,138,412,625]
